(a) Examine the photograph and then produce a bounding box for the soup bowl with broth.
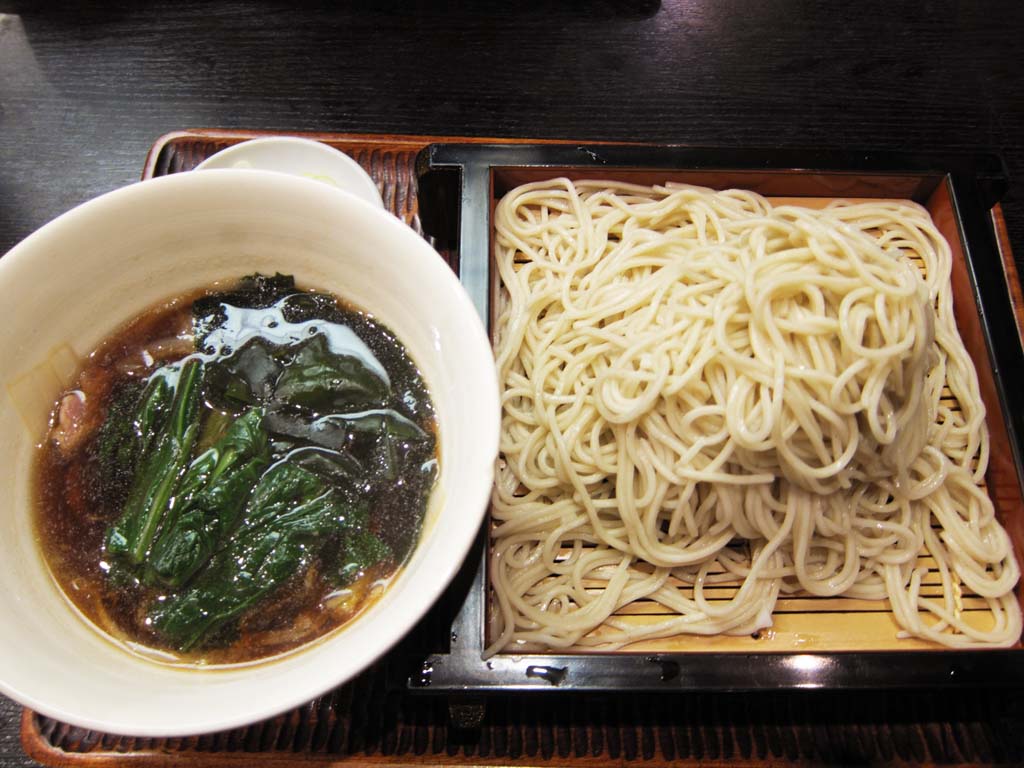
[0,169,499,735]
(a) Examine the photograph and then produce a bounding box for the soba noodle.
[489,178,1021,654]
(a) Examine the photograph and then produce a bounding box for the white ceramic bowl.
[0,170,499,736]
[194,137,385,209]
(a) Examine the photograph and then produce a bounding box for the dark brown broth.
[34,284,437,665]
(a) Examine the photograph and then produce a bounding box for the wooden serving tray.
[20,129,1024,767]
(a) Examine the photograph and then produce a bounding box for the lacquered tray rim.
[414,141,1024,693]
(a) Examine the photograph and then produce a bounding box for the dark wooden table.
[2,2,1024,765]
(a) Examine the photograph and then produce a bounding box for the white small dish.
[195,137,385,209]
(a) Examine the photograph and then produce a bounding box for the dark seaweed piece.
[91,378,147,504]
[148,461,364,651]
[350,410,431,482]
[287,446,365,486]
[262,407,430,485]
[202,338,284,409]
[93,373,174,506]
[104,359,204,565]
[146,409,270,587]
[273,335,390,412]
[261,407,426,449]
[277,290,338,324]
[203,333,392,416]
[192,273,297,347]
[335,409,430,484]
[262,407,353,450]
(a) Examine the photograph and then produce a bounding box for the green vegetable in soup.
[105,358,204,566]
[135,373,175,455]
[335,527,392,587]
[148,462,365,651]
[146,409,270,587]
[94,275,435,656]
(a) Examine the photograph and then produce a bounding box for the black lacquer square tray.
[412,141,1024,694]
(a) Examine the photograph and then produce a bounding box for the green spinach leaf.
[104,359,204,566]
[148,461,361,651]
[146,409,270,587]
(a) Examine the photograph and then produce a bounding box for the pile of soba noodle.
[489,178,1021,654]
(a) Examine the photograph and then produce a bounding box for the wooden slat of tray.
[22,684,1024,767]
[20,129,1024,767]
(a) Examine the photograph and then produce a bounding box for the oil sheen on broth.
[34,275,437,665]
